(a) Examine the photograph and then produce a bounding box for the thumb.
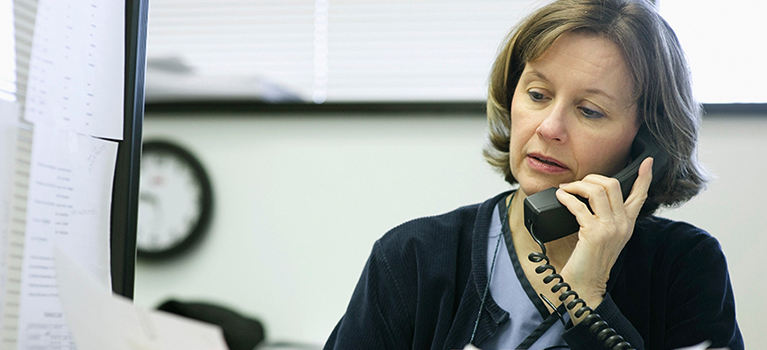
[624,157,654,218]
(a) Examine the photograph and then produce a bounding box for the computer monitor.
[110,0,148,299]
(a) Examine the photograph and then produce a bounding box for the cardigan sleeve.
[563,228,744,350]
[562,293,645,349]
[324,240,414,350]
[662,235,743,350]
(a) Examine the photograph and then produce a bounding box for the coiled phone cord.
[527,225,635,350]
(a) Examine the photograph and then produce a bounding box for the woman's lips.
[526,154,569,174]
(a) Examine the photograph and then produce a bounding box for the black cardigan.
[324,192,743,350]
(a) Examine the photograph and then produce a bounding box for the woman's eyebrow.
[523,69,618,102]
[584,88,617,102]
[521,70,549,83]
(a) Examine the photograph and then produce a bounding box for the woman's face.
[510,31,639,197]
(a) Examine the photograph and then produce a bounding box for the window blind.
[658,0,767,104]
[148,1,762,104]
[146,0,543,102]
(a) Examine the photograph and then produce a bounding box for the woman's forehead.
[523,32,634,102]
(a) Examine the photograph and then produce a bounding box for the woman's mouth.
[527,154,568,173]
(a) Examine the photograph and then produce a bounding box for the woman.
[324,0,743,349]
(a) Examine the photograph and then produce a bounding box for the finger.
[624,157,654,219]
[555,188,596,228]
[558,179,614,222]
[579,174,625,218]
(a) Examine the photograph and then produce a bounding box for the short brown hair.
[483,0,708,214]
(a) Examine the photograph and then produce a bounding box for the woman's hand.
[554,157,654,323]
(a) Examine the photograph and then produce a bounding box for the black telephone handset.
[523,127,669,243]
[522,127,668,350]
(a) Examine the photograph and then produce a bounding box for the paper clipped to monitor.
[54,248,228,350]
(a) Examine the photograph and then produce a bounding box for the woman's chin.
[513,167,571,197]
[518,181,560,197]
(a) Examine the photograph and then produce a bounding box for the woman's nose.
[536,104,568,143]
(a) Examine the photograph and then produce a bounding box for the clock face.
[137,141,212,259]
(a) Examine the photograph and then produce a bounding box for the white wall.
[135,111,766,348]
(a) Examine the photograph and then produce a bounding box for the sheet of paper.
[22,0,124,139]
[0,0,15,101]
[461,342,722,350]
[55,249,228,350]
[16,124,117,349]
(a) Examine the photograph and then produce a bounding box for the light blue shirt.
[482,203,570,350]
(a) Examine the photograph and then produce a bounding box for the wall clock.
[137,140,213,259]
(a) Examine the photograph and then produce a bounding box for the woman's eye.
[578,106,604,119]
[528,90,546,101]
